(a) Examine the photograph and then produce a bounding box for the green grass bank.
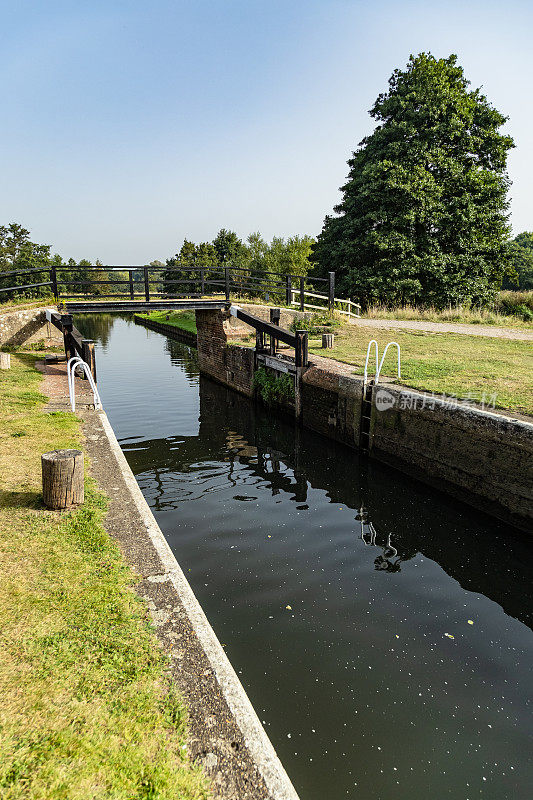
[0,351,208,799]
[135,310,197,335]
[308,324,533,415]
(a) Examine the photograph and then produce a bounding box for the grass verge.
[363,291,533,327]
[0,352,208,799]
[308,324,533,415]
[137,311,197,335]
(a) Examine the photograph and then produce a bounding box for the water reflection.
[358,508,403,573]
[75,312,117,348]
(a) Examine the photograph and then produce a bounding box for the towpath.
[351,318,533,340]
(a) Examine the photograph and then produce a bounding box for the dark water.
[76,314,533,800]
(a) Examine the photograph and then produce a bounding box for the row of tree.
[503,233,533,291]
[0,223,107,297]
[161,229,314,294]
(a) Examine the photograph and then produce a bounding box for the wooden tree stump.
[322,333,335,349]
[42,450,84,510]
[0,352,11,369]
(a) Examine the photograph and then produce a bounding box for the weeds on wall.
[253,367,295,407]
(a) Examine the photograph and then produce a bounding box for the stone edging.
[96,408,300,800]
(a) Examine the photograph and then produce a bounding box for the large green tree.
[312,53,515,307]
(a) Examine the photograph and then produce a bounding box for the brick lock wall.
[195,308,532,529]
[196,309,254,397]
[370,384,533,529]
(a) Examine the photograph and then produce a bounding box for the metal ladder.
[359,340,401,452]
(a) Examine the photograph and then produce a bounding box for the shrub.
[253,367,295,407]
[495,291,533,321]
[289,311,341,335]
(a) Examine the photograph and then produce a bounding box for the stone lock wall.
[302,365,364,448]
[0,305,63,347]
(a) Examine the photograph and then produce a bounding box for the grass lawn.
[0,351,208,799]
[137,311,197,335]
[308,324,533,415]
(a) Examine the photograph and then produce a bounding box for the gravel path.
[351,318,533,340]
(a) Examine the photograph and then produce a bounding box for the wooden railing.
[290,288,361,318]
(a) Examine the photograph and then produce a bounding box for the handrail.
[67,357,102,412]
[364,340,401,386]
[1,263,333,307]
[376,342,401,385]
[290,287,361,318]
[230,304,295,347]
[229,304,309,367]
[364,340,379,386]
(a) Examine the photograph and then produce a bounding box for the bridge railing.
[0,264,337,311]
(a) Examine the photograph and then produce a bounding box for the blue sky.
[1,0,531,263]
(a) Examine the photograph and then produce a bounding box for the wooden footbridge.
[2,263,341,384]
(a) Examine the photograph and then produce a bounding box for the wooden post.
[81,339,97,382]
[225,267,230,301]
[294,330,308,422]
[328,271,335,312]
[285,275,292,306]
[322,333,334,349]
[269,307,280,354]
[50,265,59,300]
[144,267,150,302]
[294,330,308,368]
[299,276,305,312]
[42,449,84,510]
[0,352,11,369]
[129,269,134,300]
[200,268,205,296]
[61,314,76,362]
